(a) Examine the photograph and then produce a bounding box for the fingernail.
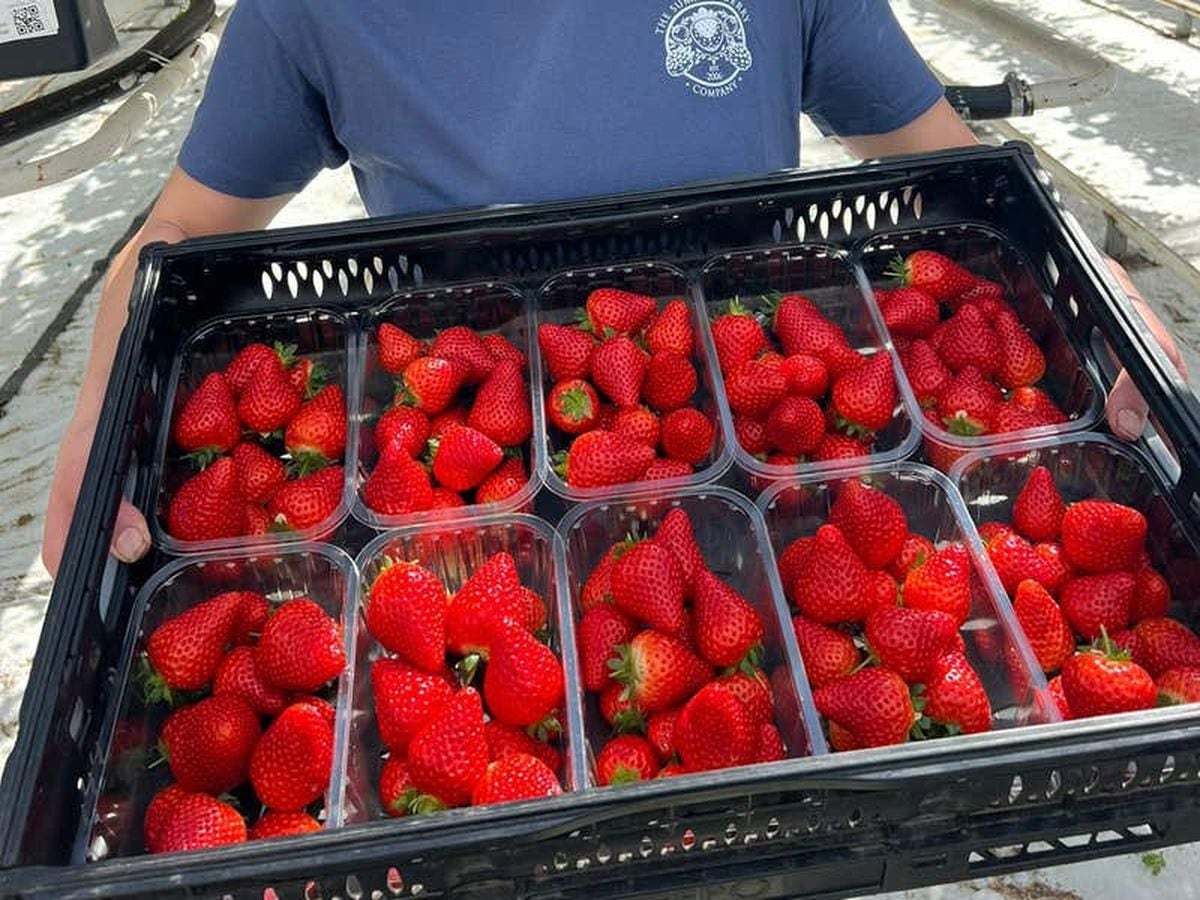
[1117,409,1145,438]
[114,527,148,562]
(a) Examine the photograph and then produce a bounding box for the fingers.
[1106,368,1149,440]
[110,500,151,564]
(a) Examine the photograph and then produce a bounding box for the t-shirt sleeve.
[177,0,348,199]
[801,0,945,138]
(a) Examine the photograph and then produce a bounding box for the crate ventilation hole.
[970,823,1160,871]
[780,187,920,245]
[261,254,421,302]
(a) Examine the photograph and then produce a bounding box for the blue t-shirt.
[179,1,943,217]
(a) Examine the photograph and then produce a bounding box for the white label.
[0,0,60,45]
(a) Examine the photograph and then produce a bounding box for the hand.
[1103,258,1189,440]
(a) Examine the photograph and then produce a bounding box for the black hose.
[944,82,1028,121]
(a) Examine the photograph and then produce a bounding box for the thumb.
[1106,367,1149,441]
[110,500,152,564]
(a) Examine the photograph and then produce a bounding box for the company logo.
[656,0,752,98]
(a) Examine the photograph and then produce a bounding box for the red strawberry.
[1061,573,1134,641]
[1048,673,1072,719]
[375,406,431,459]
[646,709,680,761]
[249,810,322,840]
[161,695,260,794]
[468,360,532,447]
[559,430,655,487]
[268,465,344,531]
[772,296,844,362]
[378,323,424,376]
[590,335,647,408]
[445,551,527,657]
[430,326,495,385]
[250,700,335,811]
[144,784,190,853]
[146,590,244,693]
[225,343,280,395]
[779,353,829,399]
[987,530,1052,594]
[237,354,302,433]
[903,543,972,625]
[888,250,975,302]
[367,560,446,672]
[484,624,564,728]
[828,480,908,569]
[814,667,915,749]
[652,507,706,596]
[1009,386,1068,425]
[902,339,951,408]
[585,287,657,336]
[1131,618,1200,677]
[213,645,289,716]
[407,688,489,808]
[578,605,637,692]
[661,408,714,465]
[938,306,1000,376]
[232,442,286,504]
[1132,567,1171,621]
[1013,580,1075,673]
[285,385,346,470]
[173,372,240,456]
[731,414,770,456]
[229,592,269,645]
[255,598,345,692]
[865,606,959,683]
[675,682,756,772]
[372,657,454,754]
[716,668,775,727]
[1033,542,1074,596]
[610,631,710,712]
[921,652,992,734]
[596,734,658,785]
[725,359,787,418]
[793,525,872,624]
[1061,501,1148,574]
[812,433,869,463]
[993,313,1046,389]
[612,406,660,449]
[1156,667,1200,705]
[244,504,271,535]
[428,487,465,509]
[765,395,824,456]
[1012,467,1065,543]
[1062,639,1156,718]
[287,358,324,398]
[472,752,562,806]
[400,356,466,415]
[582,544,621,611]
[485,720,561,773]
[888,533,936,581]
[645,299,695,356]
[882,287,939,338]
[483,333,526,367]
[152,792,246,854]
[475,456,527,505]
[600,681,646,730]
[937,366,1001,436]
[711,300,767,373]
[642,352,697,412]
[611,542,686,632]
[519,586,548,634]
[995,408,1042,440]
[379,756,415,818]
[792,617,859,688]
[167,456,247,541]
[953,279,1005,310]
[432,425,502,492]
[429,405,470,440]
[831,352,895,435]
[363,445,434,515]
[692,569,764,668]
[546,378,599,434]
[537,323,595,382]
[755,722,787,762]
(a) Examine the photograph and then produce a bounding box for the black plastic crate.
[4,142,1200,899]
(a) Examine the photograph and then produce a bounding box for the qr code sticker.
[12,3,45,35]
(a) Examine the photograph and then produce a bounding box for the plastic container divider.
[557,484,828,785]
[79,543,357,862]
[696,244,922,489]
[335,513,581,826]
[854,222,1104,469]
[535,261,734,501]
[351,281,544,530]
[756,461,1055,741]
[151,308,358,555]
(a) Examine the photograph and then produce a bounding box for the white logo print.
[656,0,752,98]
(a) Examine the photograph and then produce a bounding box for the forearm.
[839,97,978,160]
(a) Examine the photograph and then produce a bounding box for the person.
[40,0,1186,575]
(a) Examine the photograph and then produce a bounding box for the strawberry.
[407,688,489,808]
[828,480,908,569]
[716,668,775,727]
[865,606,959,683]
[1048,673,1072,719]
[232,442,287,504]
[445,551,527,657]
[937,306,1000,376]
[993,313,1046,389]
[642,352,697,412]
[537,323,595,382]
[772,296,844,361]
[213,645,289,716]
[379,756,416,818]
[238,354,302,433]
[888,533,936,581]
[167,456,247,541]
[161,695,260,794]
[732,414,771,456]
[881,287,939,339]
[765,395,824,456]
[582,544,621,611]
[468,360,532,447]
[173,372,240,456]
[249,810,322,840]
[997,405,1044,437]
[792,617,859,688]
[472,752,562,806]
[596,734,658,785]
[225,343,281,395]
[814,667,915,749]
[1156,667,1200,705]
[255,598,345,692]
[146,590,244,693]
[725,359,787,418]
[366,560,446,672]
[363,445,434,515]
[1131,618,1200,677]
[400,356,466,415]
[475,456,527,505]
[903,543,972,626]
[430,326,495,385]
[372,657,454,753]
[675,682,756,772]
[143,784,189,853]
[612,406,660,449]
[268,465,344,531]
[1061,501,1147,574]
[887,250,975,302]
[429,404,470,439]
[779,353,829,399]
[1012,466,1065,543]
[902,339,951,407]
[660,408,715,465]
[711,300,767,373]
[429,487,467,509]
[600,681,646,730]
[519,586,548,634]
[1132,567,1171,621]
[285,385,346,471]
[937,366,1000,436]
[484,624,564,728]
[578,605,637,692]
[590,335,647,408]
[609,630,710,712]
[244,504,271,535]
[646,709,680,761]
[546,378,599,434]
[378,323,424,376]
[1034,542,1074,596]
[1010,580,1073,675]
[953,279,1006,310]
[1009,386,1068,425]
[432,425,502,491]
[483,333,526,367]
[646,299,695,356]
[920,652,992,734]
[229,591,269,645]
[831,352,895,434]
[692,569,763,668]
[152,792,246,854]
[559,430,655,487]
[793,525,872,624]
[287,357,325,399]
[250,700,335,810]
[584,287,657,336]
[375,406,431,459]
[1060,573,1134,641]
[611,542,686,632]
[987,530,1052,594]
[812,433,869,463]
[485,720,561,773]
[652,507,706,596]
[1062,637,1156,718]
[755,722,787,762]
